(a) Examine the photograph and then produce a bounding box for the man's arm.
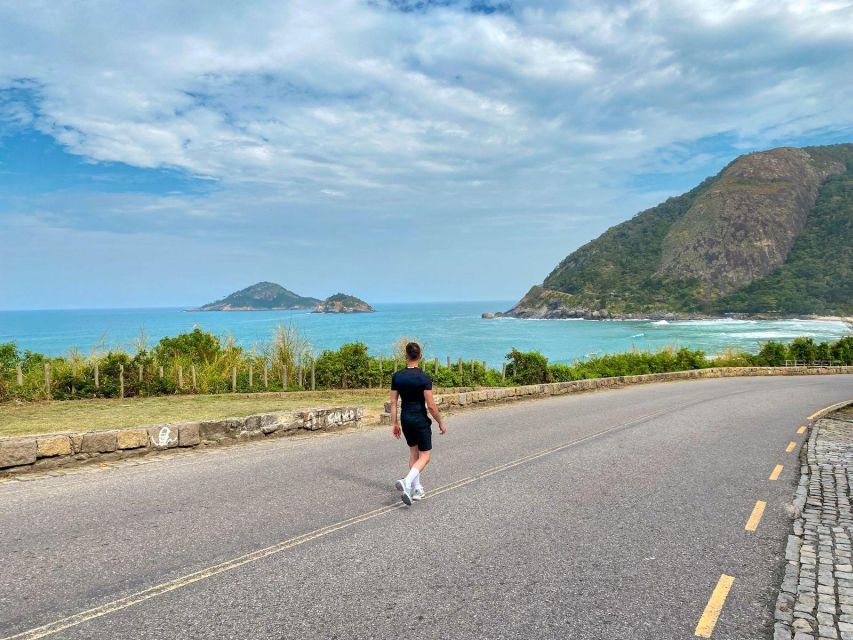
[390,390,401,439]
[424,390,447,434]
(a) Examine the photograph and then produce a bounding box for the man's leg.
[407,446,422,489]
[414,450,431,472]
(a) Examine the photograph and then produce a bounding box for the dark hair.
[405,342,422,361]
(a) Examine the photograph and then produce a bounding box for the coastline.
[486,310,853,324]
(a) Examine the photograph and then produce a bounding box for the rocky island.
[313,293,374,314]
[190,282,321,311]
[491,143,853,320]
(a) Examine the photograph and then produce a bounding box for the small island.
[313,293,375,314]
[190,282,321,311]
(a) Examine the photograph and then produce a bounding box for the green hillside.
[196,282,321,311]
[509,143,853,318]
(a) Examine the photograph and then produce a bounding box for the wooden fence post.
[298,362,303,389]
[159,366,164,380]
[72,361,77,395]
[502,363,506,381]
[458,358,463,375]
[119,364,125,398]
[249,363,253,389]
[434,356,438,373]
[44,363,51,399]
[138,364,143,383]
[232,367,237,393]
[94,363,100,388]
[446,356,451,368]
[191,364,197,390]
[16,363,22,387]
[264,363,269,389]
[482,360,487,372]
[311,360,316,391]
[283,364,288,390]
[178,365,183,389]
[471,361,475,375]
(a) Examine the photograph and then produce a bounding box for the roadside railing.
[784,360,843,367]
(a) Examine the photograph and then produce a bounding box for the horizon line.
[0,299,518,313]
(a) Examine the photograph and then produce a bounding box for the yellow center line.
[695,574,735,637]
[3,404,687,640]
[744,501,766,532]
[797,426,806,435]
[785,441,797,453]
[769,464,783,481]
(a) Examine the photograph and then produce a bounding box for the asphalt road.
[1,375,851,640]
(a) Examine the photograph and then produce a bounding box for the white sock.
[413,475,423,491]
[405,467,420,488]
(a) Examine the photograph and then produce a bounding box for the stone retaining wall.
[774,403,853,640]
[380,366,853,424]
[0,406,363,476]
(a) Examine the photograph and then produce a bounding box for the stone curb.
[0,406,364,476]
[378,366,853,424]
[774,401,853,640]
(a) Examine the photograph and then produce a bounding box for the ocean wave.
[500,317,586,322]
[722,331,814,339]
[669,319,757,326]
[629,333,645,338]
[651,320,669,325]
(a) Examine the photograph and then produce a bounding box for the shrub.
[315,342,373,389]
[0,342,18,369]
[153,328,221,363]
[549,364,576,382]
[507,349,550,385]
[831,337,853,365]
[755,341,788,366]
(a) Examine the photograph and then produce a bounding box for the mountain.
[313,293,374,313]
[192,282,321,311]
[503,143,853,319]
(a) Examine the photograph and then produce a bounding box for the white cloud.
[0,0,851,306]
[0,0,849,194]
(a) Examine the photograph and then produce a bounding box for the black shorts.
[401,412,432,451]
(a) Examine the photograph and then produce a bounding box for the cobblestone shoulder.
[775,405,853,640]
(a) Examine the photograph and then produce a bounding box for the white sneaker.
[395,478,412,505]
[412,486,426,501]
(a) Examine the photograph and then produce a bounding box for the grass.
[0,390,390,438]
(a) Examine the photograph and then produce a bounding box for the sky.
[1,0,852,309]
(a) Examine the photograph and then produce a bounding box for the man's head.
[405,342,422,363]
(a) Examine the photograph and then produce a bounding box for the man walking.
[390,342,447,505]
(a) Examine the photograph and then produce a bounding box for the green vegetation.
[2,327,851,408]
[0,327,497,402]
[505,336,853,385]
[517,143,853,316]
[720,147,853,314]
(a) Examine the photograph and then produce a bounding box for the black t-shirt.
[391,367,433,415]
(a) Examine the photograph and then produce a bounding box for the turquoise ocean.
[0,302,849,367]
